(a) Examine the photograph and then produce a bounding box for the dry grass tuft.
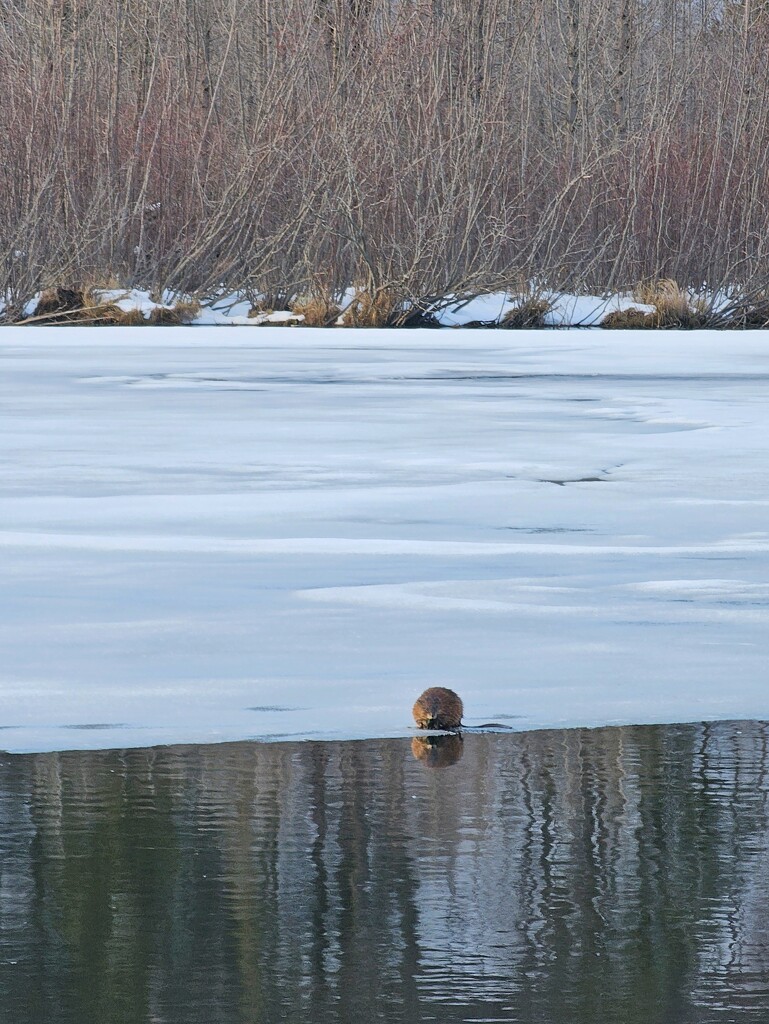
[119,309,149,326]
[29,286,129,325]
[291,292,341,327]
[32,287,89,322]
[500,297,551,329]
[24,286,201,326]
[340,288,398,327]
[171,298,201,323]
[600,308,652,329]
[147,299,200,325]
[632,279,710,328]
[632,278,677,306]
[148,306,183,325]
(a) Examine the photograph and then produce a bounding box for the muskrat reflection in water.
[411,734,464,768]
[412,687,463,731]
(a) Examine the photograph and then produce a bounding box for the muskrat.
[412,686,463,731]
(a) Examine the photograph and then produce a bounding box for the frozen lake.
[2,327,769,752]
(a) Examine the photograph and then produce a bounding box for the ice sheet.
[1,327,768,751]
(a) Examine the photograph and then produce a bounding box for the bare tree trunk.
[566,0,581,135]
[613,0,634,136]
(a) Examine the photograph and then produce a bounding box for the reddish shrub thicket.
[2,0,769,311]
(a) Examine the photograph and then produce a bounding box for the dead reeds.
[20,287,201,326]
[631,280,711,329]
[339,289,399,328]
[290,293,341,327]
[500,298,551,329]
[26,287,126,326]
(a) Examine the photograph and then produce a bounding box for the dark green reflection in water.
[2,722,769,1024]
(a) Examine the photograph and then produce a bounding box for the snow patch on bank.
[6,285,726,329]
[426,291,657,327]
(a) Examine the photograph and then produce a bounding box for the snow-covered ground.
[429,289,656,326]
[2,327,769,752]
[10,285,661,327]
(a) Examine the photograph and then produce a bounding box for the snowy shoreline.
[3,285,761,330]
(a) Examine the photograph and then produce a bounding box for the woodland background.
[2,0,769,310]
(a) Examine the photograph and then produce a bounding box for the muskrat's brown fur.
[412,686,463,730]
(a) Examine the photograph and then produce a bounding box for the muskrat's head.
[412,686,463,731]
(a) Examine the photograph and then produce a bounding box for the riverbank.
[3,283,768,330]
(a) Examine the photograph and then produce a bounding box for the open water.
[3,720,769,1024]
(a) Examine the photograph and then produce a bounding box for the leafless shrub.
[694,280,769,328]
[395,304,443,329]
[2,0,769,310]
[721,297,769,329]
[248,300,275,318]
[461,319,500,329]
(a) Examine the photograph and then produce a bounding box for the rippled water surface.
[3,721,769,1023]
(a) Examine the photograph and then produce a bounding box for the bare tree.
[2,0,769,315]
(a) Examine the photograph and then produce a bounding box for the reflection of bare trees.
[2,723,769,1020]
